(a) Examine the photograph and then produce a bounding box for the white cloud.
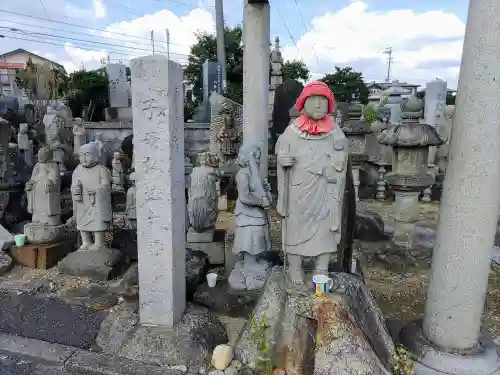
[92,0,107,18]
[281,1,465,88]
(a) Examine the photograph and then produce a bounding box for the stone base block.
[58,248,128,281]
[187,228,214,243]
[218,195,228,211]
[24,222,64,244]
[400,320,500,375]
[187,241,224,265]
[96,303,228,366]
[234,267,394,374]
[9,241,73,269]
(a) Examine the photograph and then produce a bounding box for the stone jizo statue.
[276,81,348,295]
[112,152,124,192]
[228,144,272,291]
[92,132,106,166]
[18,123,29,151]
[24,146,64,243]
[72,118,86,155]
[71,143,112,250]
[46,114,66,171]
[187,152,221,236]
[216,104,241,168]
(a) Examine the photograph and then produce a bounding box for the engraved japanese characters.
[71,142,112,250]
[276,81,348,295]
[228,144,272,291]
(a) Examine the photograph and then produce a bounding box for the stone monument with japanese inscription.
[130,55,186,328]
[107,63,130,108]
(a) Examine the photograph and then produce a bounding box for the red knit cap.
[295,81,335,114]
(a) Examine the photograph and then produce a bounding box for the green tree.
[66,68,109,121]
[282,59,310,81]
[184,26,311,105]
[446,93,456,105]
[320,66,369,104]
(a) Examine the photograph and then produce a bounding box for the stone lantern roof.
[342,104,372,135]
[378,97,443,148]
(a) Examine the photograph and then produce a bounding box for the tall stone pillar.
[0,119,9,184]
[243,0,270,178]
[131,56,186,328]
[400,0,500,373]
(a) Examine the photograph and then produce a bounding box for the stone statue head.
[79,143,99,168]
[37,146,53,164]
[237,144,261,168]
[19,123,28,133]
[304,96,329,120]
[129,172,136,185]
[296,82,334,121]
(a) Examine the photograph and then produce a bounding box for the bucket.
[14,234,26,247]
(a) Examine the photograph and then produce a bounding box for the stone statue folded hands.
[25,180,35,190]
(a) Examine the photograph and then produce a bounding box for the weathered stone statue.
[17,123,29,151]
[92,132,106,166]
[228,144,272,291]
[71,143,112,250]
[46,114,66,171]
[72,118,86,155]
[216,104,241,170]
[111,152,124,192]
[187,152,221,240]
[126,171,136,229]
[276,81,348,294]
[24,146,64,244]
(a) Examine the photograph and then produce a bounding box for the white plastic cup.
[206,272,218,288]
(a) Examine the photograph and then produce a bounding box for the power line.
[38,0,50,19]
[291,0,319,65]
[270,0,304,62]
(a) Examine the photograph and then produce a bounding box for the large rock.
[354,209,389,241]
[99,303,228,366]
[234,267,394,374]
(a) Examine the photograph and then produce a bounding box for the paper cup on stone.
[206,272,218,288]
[14,234,26,247]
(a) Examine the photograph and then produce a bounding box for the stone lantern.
[378,96,443,248]
[341,104,372,201]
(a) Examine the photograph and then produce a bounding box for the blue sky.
[0,0,469,88]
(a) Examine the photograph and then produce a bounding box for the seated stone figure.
[276,81,350,295]
[228,144,272,291]
[24,146,64,244]
[71,142,112,250]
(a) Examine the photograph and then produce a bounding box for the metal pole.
[151,30,155,54]
[215,0,227,90]
[166,29,170,61]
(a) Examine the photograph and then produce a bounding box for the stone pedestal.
[399,0,500,373]
[243,0,270,179]
[131,56,186,328]
[59,248,127,281]
[24,222,64,245]
[187,228,225,265]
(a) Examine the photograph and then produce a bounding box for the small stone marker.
[0,224,14,250]
[107,63,129,108]
[130,55,186,328]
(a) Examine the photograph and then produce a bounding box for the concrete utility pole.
[215,0,227,90]
[383,47,393,82]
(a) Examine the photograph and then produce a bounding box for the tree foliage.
[15,58,68,100]
[184,26,311,106]
[320,66,369,104]
[282,60,310,81]
[66,68,109,121]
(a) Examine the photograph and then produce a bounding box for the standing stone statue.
[126,172,136,229]
[228,144,272,291]
[216,103,241,171]
[17,123,29,151]
[112,152,124,192]
[276,81,348,294]
[46,114,66,171]
[187,152,221,239]
[72,118,86,155]
[92,132,106,166]
[24,146,64,244]
[71,143,112,250]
